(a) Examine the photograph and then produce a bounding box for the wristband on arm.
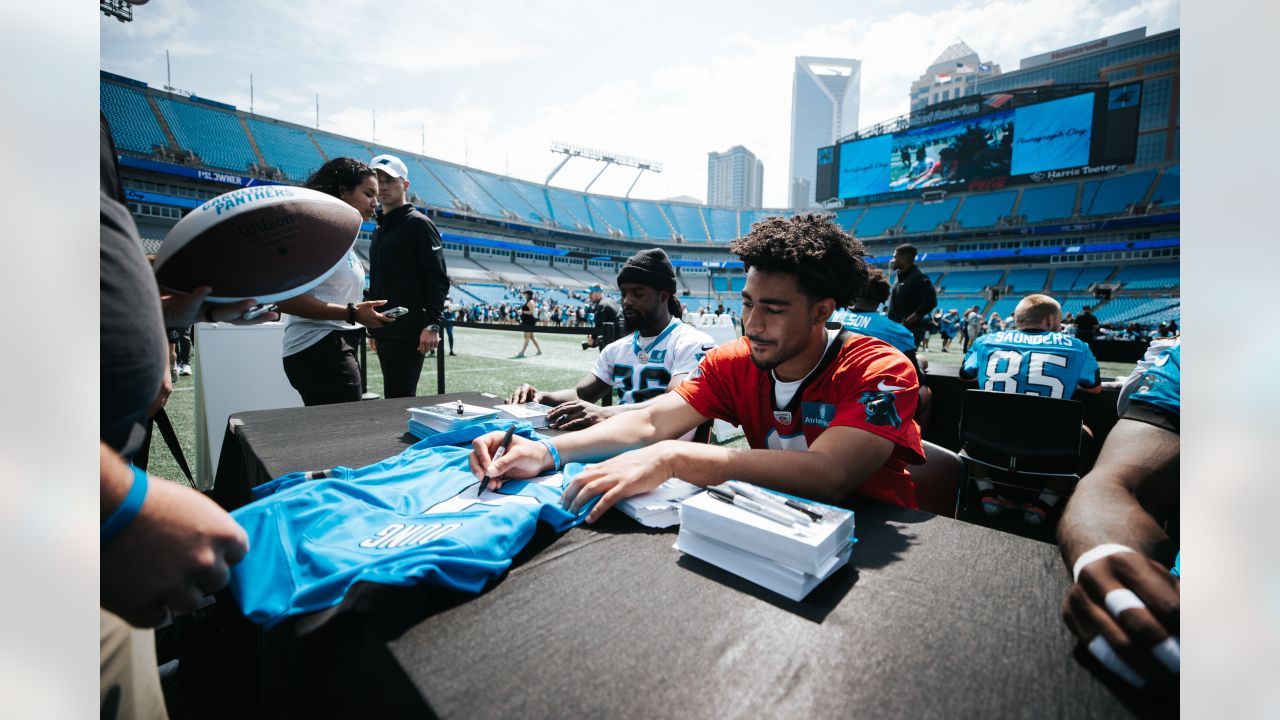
[538,438,562,472]
[102,464,149,544]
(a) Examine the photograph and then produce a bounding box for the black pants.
[167,326,192,364]
[375,336,426,399]
[282,329,364,406]
[443,322,454,351]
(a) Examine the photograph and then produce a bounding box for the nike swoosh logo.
[877,381,906,392]
[430,245,443,251]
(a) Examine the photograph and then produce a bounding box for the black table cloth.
[207,393,1166,718]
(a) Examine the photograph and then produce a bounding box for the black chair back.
[959,390,1085,474]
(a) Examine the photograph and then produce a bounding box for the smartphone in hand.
[383,306,409,318]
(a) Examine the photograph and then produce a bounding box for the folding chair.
[957,389,1085,518]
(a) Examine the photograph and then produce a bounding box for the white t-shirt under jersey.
[592,319,716,406]
[282,250,364,357]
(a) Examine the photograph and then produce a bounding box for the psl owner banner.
[838,135,893,199]
[1011,93,1095,175]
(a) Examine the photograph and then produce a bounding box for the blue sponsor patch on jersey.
[801,401,837,428]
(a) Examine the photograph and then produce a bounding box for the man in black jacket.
[367,154,450,398]
[584,283,622,349]
[886,243,937,350]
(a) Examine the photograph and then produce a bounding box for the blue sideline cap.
[587,285,602,293]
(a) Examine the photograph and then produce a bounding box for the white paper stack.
[493,401,556,428]
[676,484,855,601]
[614,478,702,528]
[407,401,500,436]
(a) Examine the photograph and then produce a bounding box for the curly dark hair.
[304,157,375,199]
[857,267,891,306]
[731,213,870,307]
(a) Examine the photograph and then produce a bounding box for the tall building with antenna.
[788,56,860,209]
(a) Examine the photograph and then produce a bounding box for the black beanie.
[617,248,677,294]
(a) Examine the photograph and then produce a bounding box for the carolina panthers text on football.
[204,186,297,216]
[358,522,462,549]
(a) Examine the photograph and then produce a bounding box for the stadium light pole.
[547,142,662,193]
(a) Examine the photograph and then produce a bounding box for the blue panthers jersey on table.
[959,329,1101,399]
[831,310,916,354]
[592,319,715,404]
[229,431,592,628]
[1126,342,1180,417]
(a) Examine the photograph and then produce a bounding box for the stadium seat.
[912,441,964,518]
[853,202,910,237]
[1018,184,1078,223]
[952,190,1017,229]
[957,390,1085,512]
[1081,170,1158,217]
[1150,166,1180,208]
[245,118,325,182]
[899,198,959,234]
[100,81,168,154]
[153,96,258,172]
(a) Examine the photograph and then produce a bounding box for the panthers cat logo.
[1133,370,1167,396]
[859,391,902,429]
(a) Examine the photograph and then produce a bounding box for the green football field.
[146,325,1141,487]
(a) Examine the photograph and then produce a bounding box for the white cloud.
[102,0,1179,207]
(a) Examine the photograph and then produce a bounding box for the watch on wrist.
[347,303,357,324]
[426,324,441,334]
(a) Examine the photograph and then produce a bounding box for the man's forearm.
[665,444,859,504]
[1059,477,1174,568]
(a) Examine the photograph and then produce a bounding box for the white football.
[154,185,362,303]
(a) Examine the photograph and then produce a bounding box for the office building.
[707,145,764,209]
[909,40,1001,112]
[974,27,1179,164]
[789,56,860,208]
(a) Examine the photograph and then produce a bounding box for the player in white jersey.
[508,248,716,431]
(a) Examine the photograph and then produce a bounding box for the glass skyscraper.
[789,56,860,209]
[707,145,764,209]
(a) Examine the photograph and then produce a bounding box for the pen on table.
[481,425,517,495]
[726,480,823,523]
[706,485,799,528]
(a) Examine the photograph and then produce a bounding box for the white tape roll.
[1104,588,1147,619]
[1151,635,1180,673]
[1087,635,1147,688]
[1073,543,1138,582]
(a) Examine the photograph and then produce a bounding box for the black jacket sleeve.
[408,214,450,329]
[912,276,938,318]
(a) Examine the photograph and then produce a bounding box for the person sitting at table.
[831,267,932,430]
[506,248,715,431]
[958,293,1102,526]
[1057,342,1179,690]
[470,213,926,520]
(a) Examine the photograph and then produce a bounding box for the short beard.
[624,309,655,333]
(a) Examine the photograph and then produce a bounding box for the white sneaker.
[179,363,192,376]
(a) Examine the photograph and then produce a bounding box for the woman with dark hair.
[276,157,394,405]
[515,289,542,357]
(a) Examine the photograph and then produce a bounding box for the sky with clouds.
[101,0,1178,207]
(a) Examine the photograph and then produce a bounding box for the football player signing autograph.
[469,214,926,521]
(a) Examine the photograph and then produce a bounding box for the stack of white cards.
[615,478,702,528]
[676,482,854,601]
[407,401,500,437]
[492,401,556,429]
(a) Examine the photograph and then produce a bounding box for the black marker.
[480,425,517,495]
